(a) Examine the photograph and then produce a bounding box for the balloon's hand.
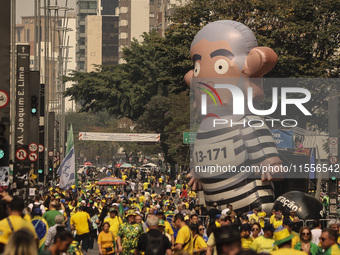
[253,157,284,181]
[187,171,203,191]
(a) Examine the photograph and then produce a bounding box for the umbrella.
[120,163,132,168]
[84,162,92,165]
[142,163,157,167]
[115,163,122,168]
[97,177,126,186]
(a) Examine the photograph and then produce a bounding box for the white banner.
[79,132,160,142]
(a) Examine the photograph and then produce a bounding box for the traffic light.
[31,95,38,115]
[0,124,8,167]
[48,160,53,172]
[38,168,44,182]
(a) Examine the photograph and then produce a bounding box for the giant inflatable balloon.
[273,191,324,220]
[185,20,282,213]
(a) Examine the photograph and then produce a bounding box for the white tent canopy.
[142,163,157,167]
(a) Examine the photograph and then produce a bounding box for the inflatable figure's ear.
[242,47,278,77]
[184,70,194,87]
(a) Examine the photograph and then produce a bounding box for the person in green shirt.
[294,227,320,255]
[319,228,340,255]
[43,202,63,227]
[117,210,143,255]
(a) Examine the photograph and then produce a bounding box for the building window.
[17,30,21,42]
[27,29,30,41]
[89,2,97,9]
[149,12,155,18]
[91,52,96,56]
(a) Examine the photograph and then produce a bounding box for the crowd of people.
[0,168,339,255]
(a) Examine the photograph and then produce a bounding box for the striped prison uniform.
[193,115,279,213]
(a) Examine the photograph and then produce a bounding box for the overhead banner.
[79,132,160,142]
[270,129,294,149]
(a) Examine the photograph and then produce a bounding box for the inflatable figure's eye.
[194,62,200,77]
[214,59,229,74]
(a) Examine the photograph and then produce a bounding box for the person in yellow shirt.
[143,182,150,191]
[258,209,266,228]
[103,209,122,240]
[271,228,307,255]
[159,177,163,185]
[249,208,260,224]
[270,209,276,225]
[122,174,127,181]
[188,190,196,199]
[282,219,300,248]
[171,186,177,197]
[70,206,91,252]
[98,222,116,255]
[273,212,283,229]
[190,224,207,255]
[289,210,297,222]
[139,192,146,203]
[0,198,38,252]
[240,224,253,250]
[250,223,276,254]
[172,213,193,255]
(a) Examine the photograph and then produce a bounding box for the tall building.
[118,0,161,63]
[98,0,119,15]
[76,0,97,72]
[85,15,119,72]
[81,0,187,68]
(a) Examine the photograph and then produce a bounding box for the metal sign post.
[328,87,338,216]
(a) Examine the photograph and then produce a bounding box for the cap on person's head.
[126,210,137,217]
[109,208,117,213]
[213,202,218,208]
[240,224,251,232]
[215,214,221,219]
[263,223,275,233]
[55,214,64,224]
[158,219,165,227]
[273,228,294,246]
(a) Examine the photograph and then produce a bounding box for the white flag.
[58,124,75,190]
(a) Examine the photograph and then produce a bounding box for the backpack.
[145,233,164,255]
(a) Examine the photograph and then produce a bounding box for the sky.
[16,0,76,23]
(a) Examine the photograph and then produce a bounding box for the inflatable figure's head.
[185,20,278,110]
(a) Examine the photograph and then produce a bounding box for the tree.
[65,31,192,121]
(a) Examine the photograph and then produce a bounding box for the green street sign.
[183,132,196,144]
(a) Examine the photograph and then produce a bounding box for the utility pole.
[328,86,339,216]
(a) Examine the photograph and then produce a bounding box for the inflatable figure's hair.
[191,20,258,69]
